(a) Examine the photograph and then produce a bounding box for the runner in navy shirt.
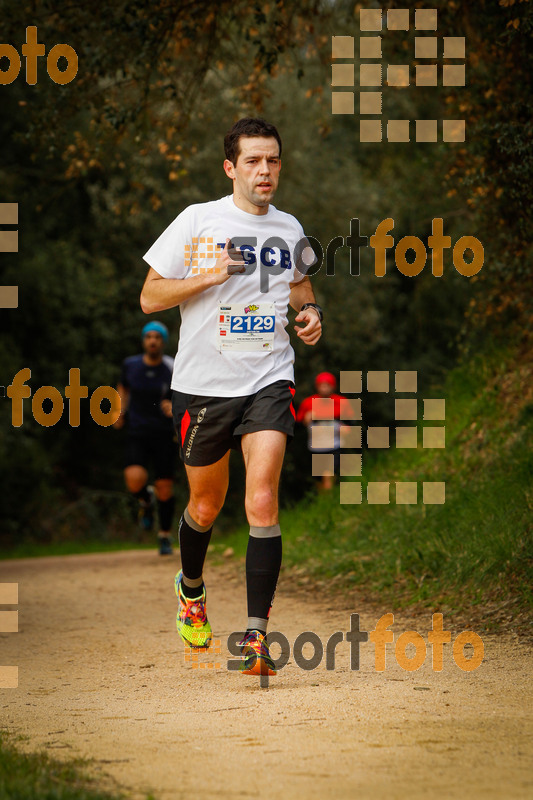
[114,321,177,554]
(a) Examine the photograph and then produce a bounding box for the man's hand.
[113,385,128,428]
[140,240,245,313]
[160,399,173,418]
[294,307,322,346]
[210,238,246,285]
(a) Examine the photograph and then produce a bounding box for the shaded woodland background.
[0,0,531,546]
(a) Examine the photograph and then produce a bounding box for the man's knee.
[245,487,278,521]
[188,497,223,528]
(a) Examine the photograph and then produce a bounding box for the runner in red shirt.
[296,372,354,490]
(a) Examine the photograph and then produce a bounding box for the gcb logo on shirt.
[227,240,292,271]
[185,237,293,274]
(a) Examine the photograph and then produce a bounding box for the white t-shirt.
[143,195,312,397]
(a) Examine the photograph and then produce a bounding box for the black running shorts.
[124,430,177,479]
[172,380,296,466]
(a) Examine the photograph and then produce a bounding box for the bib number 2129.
[230,315,274,333]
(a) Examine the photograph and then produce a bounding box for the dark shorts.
[172,380,296,466]
[124,430,177,479]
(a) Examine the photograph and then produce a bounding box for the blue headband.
[142,321,169,343]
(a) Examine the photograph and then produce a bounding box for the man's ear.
[223,159,235,179]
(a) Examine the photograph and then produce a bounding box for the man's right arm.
[113,383,130,429]
[140,268,221,314]
[140,239,244,314]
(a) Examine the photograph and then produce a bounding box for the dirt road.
[0,550,531,799]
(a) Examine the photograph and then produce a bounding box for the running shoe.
[158,535,173,556]
[238,630,277,676]
[174,570,212,648]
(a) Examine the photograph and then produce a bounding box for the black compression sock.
[157,496,175,532]
[246,525,282,629]
[181,581,205,599]
[178,508,212,584]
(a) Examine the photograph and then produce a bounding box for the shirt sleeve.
[162,355,174,399]
[143,206,195,279]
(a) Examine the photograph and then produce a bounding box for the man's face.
[316,381,334,397]
[224,136,281,215]
[143,331,164,358]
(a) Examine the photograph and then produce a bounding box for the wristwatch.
[300,302,323,322]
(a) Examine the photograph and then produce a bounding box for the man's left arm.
[289,276,322,346]
[160,357,174,418]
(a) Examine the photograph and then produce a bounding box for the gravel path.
[0,550,531,799]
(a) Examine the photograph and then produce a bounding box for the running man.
[114,321,177,555]
[296,372,355,491]
[141,117,322,675]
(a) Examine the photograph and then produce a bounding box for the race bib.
[217,303,275,352]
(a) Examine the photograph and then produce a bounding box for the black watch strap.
[300,302,323,322]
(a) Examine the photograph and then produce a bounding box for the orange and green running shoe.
[238,630,277,676]
[174,570,212,649]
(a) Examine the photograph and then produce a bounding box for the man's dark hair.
[224,117,282,165]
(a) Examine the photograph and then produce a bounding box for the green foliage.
[218,342,533,618]
[0,732,127,800]
[0,0,531,544]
